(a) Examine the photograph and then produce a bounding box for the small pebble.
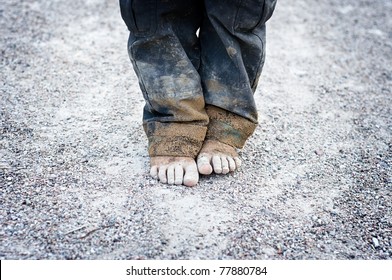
[315,149,324,156]
[372,237,380,248]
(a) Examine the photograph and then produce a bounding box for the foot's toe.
[183,164,199,187]
[150,165,158,179]
[234,157,242,169]
[212,155,222,174]
[174,165,184,185]
[158,165,168,184]
[167,165,175,185]
[221,156,230,174]
[197,154,213,175]
[227,157,236,172]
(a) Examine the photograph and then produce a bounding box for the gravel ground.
[1,0,391,260]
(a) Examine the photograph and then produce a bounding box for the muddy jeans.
[120,0,276,157]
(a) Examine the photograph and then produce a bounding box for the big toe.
[183,164,199,187]
[197,154,213,175]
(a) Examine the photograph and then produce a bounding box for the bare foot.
[150,157,199,187]
[197,140,242,175]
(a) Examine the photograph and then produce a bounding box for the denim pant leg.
[120,0,208,158]
[200,0,277,148]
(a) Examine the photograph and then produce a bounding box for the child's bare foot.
[197,140,241,175]
[150,157,199,187]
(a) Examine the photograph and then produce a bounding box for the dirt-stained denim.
[120,0,276,157]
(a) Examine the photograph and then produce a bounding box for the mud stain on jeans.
[205,105,257,148]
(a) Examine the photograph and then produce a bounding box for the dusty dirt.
[1,0,391,259]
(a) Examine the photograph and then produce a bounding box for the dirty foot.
[150,157,199,187]
[197,140,241,175]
